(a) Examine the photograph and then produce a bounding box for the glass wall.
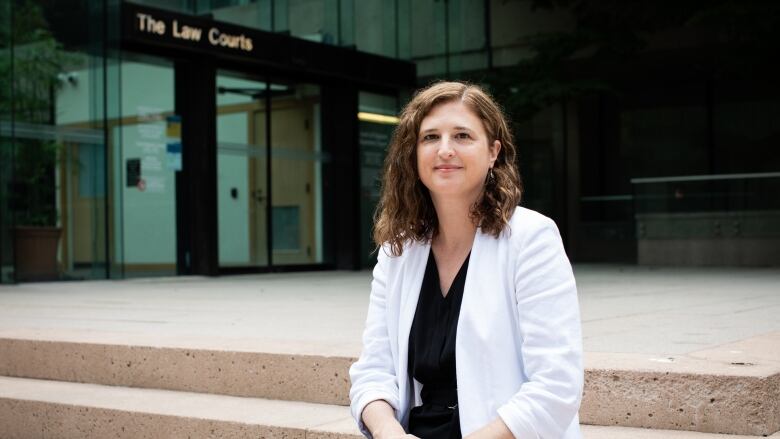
[112,56,178,278]
[0,1,192,282]
[0,0,11,282]
[1,0,113,283]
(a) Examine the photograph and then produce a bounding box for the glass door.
[216,72,328,269]
[268,81,324,266]
[216,70,269,268]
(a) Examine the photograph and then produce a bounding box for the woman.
[349,81,583,439]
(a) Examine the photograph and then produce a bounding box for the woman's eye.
[422,134,439,141]
[455,132,471,139]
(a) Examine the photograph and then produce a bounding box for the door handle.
[251,189,266,203]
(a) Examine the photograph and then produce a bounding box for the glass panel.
[113,57,178,277]
[447,0,488,75]
[402,0,488,76]
[0,0,11,282]
[409,0,447,77]
[286,0,333,44]
[622,105,708,179]
[2,0,110,282]
[216,70,269,267]
[516,106,558,217]
[339,0,355,47]
[272,205,299,250]
[208,1,274,31]
[358,91,399,268]
[126,0,194,14]
[713,81,780,174]
[269,81,324,265]
[353,0,397,57]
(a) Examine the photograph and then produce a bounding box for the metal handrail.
[631,172,780,184]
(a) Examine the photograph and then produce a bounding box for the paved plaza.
[1,264,778,356]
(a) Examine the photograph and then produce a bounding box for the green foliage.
[10,140,60,226]
[1,0,74,227]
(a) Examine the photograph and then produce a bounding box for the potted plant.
[2,1,72,281]
[10,139,62,281]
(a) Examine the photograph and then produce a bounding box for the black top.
[407,249,470,439]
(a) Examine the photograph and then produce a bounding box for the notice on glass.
[166,115,182,171]
[136,106,166,193]
[126,158,141,187]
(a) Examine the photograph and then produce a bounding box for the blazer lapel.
[396,239,430,418]
[398,240,430,353]
[460,227,483,316]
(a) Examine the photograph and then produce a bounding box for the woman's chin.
[426,185,482,201]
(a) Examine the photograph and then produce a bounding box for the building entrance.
[1,1,415,283]
[117,2,414,276]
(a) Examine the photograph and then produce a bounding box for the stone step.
[0,376,776,439]
[0,376,358,438]
[0,329,778,436]
[581,332,780,437]
[0,328,354,406]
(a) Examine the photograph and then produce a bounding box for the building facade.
[1,0,778,283]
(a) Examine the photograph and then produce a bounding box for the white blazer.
[349,206,583,438]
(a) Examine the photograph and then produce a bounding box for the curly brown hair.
[373,81,523,256]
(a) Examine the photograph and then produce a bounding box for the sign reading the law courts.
[121,3,417,90]
[123,3,254,55]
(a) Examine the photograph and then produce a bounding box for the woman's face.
[416,100,500,202]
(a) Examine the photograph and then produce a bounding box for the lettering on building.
[173,20,202,42]
[135,12,253,52]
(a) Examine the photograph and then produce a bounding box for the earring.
[485,168,495,185]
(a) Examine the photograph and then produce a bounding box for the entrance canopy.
[121,2,416,94]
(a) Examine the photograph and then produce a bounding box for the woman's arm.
[362,400,412,439]
[464,418,514,439]
[495,215,584,439]
[349,248,404,438]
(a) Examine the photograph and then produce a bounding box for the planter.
[13,226,61,282]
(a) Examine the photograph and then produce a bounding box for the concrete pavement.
[1,264,778,356]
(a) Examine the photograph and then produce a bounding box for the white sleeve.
[496,217,584,439]
[349,248,401,438]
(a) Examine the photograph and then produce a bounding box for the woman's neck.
[430,194,479,251]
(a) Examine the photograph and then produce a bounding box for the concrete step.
[0,329,778,436]
[0,328,354,406]
[581,332,780,437]
[0,376,358,438]
[0,376,777,439]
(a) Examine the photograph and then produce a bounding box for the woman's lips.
[434,165,462,172]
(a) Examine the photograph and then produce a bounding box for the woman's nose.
[438,137,455,158]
